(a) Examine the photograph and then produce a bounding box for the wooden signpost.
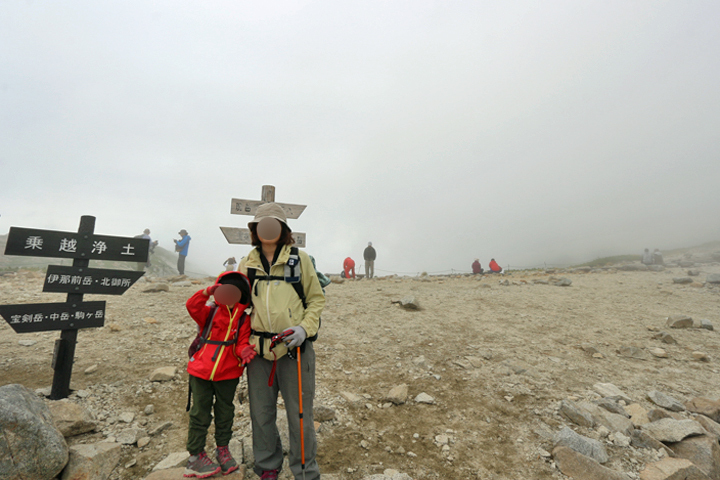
[0,216,149,399]
[220,185,308,247]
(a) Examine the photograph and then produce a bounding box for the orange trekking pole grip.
[296,346,306,480]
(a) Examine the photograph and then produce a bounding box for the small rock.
[649,348,668,358]
[553,426,608,464]
[693,351,711,362]
[144,405,155,415]
[618,346,649,360]
[314,404,336,422]
[18,339,37,347]
[142,284,170,293]
[686,397,720,423]
[386,384,409,405]
[84,364,98,374]
[148,421,173,436]
[699,319,714,331]
[149,367,177,382]
[118,412,135,423]
[667,315,693,328]
[414,393,435,404]
[116,428,145,445]
[706,273,720,284]
[653,332,678,344]
[593,383,632,403]
[152,452,190,471]
[341,392,364,405]
[137,437,151,448]
[672,277,693,285]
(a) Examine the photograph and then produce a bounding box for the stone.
[667,315,693,328]
[609,431,631,447]
[414,393,435,404]
[631,429,674,456]
[551,277,572,286]
[400,296,421,310]
[696,415,720,440]
[618,345,649,360]
[647,409,674,423]
[596,398,630,417]
[639,457,711,480]
[117,428,145,445]
[624,404,650,426]
[60,442,122,480]
[341,392,364,405]
[84,364,98,374]
[552,446,631,480]
[706,274,720,284]
[47,400,97,437]
[151,451,190,471]
[686,397,720,423]
[553,426,608,464]
[577,401,633,435]
[688,269,701,276]
[118,412,135,423]
[653,332,678,344]
[137,437,151,448]
[648,265,665,272]
[593,383,632,403]
[650,348,668,358]
[142,283,170,293]
[386,384,409,405]
[647,391,685,412]
[144,405,155,415]
[18,339,37,346]
[313,404,336,422]
[668,435,720,479]
[642,418,704,443]
[149,366,177,382]
[692,351,711,362]
[672,277,694,285]
[0,383,68,480]
[142,466,248,480]
[148,421,173,436]
[559,399,595,427]
[699,319,714,331]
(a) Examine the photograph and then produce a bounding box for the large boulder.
[639,457,711,480]
[642,418,705,443]
[553,446,631,480]
[686,397,720,423]
[553,426,608,464]
[0,384,69,480]
[668,435,720,480]
[706,274,720,284]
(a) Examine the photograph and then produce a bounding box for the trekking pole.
[296,346,306,480]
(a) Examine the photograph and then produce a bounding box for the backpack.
[247,247,320,343]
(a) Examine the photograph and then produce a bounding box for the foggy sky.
[2,1,719,276]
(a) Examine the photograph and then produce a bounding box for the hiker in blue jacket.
[174,229,191,275]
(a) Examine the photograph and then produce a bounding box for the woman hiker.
[239,202,326,480]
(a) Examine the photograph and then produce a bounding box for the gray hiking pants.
[247,342,319,480]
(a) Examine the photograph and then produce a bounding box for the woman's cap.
[248,203,290,229]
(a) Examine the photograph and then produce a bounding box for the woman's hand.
[283,326,307,349]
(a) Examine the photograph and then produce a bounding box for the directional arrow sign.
[220,227,307,248]
[4,227,149,263]
[230,198,306,220]
[43,266,145,295]
[0,301,106,333]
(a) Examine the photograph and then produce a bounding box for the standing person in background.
[363,242,376,279]
[223,257,237,272]
[239,203,325,480]
[472,259,483,275]
[174,229,191,276]
[343,257,356,279]
[489,258,502,273]
[135,228,158,271]
[642,248,653,265]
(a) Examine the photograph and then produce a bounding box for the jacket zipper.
[209,306,237,380]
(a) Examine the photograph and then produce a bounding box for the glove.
[205,284,219,296]
[239,344,256,365]
[283,326,307,349]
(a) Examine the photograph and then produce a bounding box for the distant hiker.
[135,228,158,271]
[472,259,483,275]
[343,257,356,279]
[653,248,664,265]
[363,242,376,279]
[223,257,237,272]
[174,229,191,275]
[184,271,253,477]
[642,248,653,265]
[489,258,502,273]
[238,202,325,480]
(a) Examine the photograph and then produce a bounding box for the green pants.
[187,375,239,455]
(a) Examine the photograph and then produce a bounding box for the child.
[184,271,257,478]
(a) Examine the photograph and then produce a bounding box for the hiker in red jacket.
[489,258,502,273]
[184,271,254,478]
[343,257,356,279]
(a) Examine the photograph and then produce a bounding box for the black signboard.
[43,266,144,295]
[0,301,106,333]
[4,227,149,263]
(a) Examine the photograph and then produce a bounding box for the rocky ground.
[1,250,720,479]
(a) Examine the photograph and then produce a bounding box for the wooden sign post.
[220,185,308,247]
[0,216,149,399]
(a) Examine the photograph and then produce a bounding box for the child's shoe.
[260,469,279,480]
[184,451,221,478]
[215,445,239,475]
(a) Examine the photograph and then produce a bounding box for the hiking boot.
[215,445,238,475]
[184,451,221,478]
[260,469,279,480]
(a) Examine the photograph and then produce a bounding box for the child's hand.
[205,284,219,296]
[240,344,256,365]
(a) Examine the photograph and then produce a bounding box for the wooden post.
[261,185,275,203]
[50,215,94,400]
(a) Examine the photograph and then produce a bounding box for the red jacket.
[489,260,501,272]
[186,272,252,381]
